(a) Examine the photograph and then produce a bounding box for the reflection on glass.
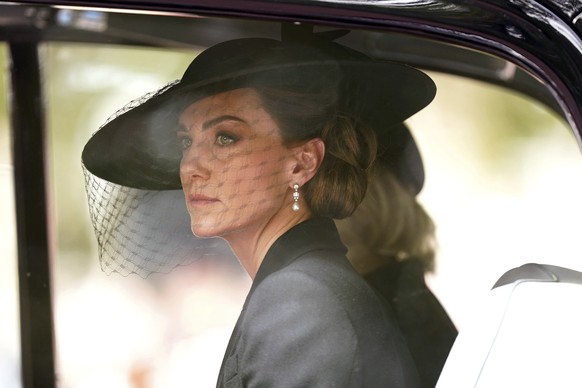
[45,35,582,388]
[45,42,250,387]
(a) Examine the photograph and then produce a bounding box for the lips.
[188,194,220,206]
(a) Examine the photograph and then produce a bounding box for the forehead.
[179,88,264,125]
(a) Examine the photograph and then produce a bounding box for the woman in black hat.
[83,30,435,387]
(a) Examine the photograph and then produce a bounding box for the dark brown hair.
[256,86,377,219]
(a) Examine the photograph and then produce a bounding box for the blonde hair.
[335,163,436,274]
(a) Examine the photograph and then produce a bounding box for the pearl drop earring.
[292,183,300,211]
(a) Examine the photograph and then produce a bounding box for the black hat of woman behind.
[82,28,435,194]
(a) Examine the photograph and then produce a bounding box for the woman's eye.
[180,137,192,150]
[216,134,236,146]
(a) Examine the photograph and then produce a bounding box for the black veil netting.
[82,82,232,278]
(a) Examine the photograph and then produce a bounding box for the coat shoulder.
[239,255,362,386]
[238,252,420,387]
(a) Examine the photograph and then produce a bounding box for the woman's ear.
[289,137,325,185]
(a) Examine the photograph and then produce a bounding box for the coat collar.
[217,217,349,383]
[245,217,347,307]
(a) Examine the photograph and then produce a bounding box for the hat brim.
[82,53,435,190]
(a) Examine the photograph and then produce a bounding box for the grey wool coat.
[216,218,421,388]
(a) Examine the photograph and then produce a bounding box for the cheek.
[231,151,291,198]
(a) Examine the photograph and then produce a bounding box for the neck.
[224,207,312,279]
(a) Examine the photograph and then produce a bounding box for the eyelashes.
[177,131,240,152]
[216,132,239,146]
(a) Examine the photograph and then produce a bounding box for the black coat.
[217,218,420,387]
[366,260,458,388]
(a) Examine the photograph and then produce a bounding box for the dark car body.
[1,1,581,387]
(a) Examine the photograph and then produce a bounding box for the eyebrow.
[202,115,247,131]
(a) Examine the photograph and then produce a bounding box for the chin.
[190,223,219,238]
[190,217,256,241]
[190,217,230,238]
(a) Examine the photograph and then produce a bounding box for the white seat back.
[436,263,582,388]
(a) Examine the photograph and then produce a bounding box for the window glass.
[0,43,22,388]
[42,17,582,387]
[44,42,250,387]
[410,73,582,328]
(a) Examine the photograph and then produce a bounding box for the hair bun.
[304,114,377,219]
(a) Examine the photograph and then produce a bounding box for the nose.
[179,140,212,184]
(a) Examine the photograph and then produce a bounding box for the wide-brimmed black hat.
[82,29,435,277]
[82,34,435,193]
